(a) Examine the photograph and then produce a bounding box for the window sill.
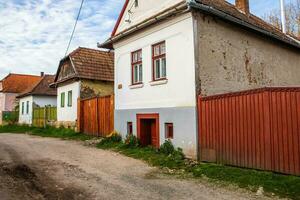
[129,83,144,89]
[150,79,168,86]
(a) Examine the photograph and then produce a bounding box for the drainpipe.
[280,0,287,34]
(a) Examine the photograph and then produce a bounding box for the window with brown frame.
[152,41,166,81]
[131,50,143,85]
[127,122,133,135]
[165,123,173,139]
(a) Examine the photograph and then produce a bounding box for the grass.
[97,139,300,200]
[1,125,299,199]
[0,124,93,141]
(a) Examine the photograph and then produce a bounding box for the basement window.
[165,123,173,139]
[127,122,133,135]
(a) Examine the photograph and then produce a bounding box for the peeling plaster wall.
[195,13,300,96]
[80,80,114,99]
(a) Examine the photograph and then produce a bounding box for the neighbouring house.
[17,75,57,125]
[99,0,300,158]
[52,47,114,129]
[0,73,43,124]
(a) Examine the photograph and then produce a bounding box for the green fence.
[2,111,19,124]
[32,106,57,127]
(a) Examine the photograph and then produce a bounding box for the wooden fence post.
[77,98,81,132]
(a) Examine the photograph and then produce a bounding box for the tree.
[263,0,300,37]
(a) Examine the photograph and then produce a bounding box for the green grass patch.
[0,124,93,141]
[97,138,300,200]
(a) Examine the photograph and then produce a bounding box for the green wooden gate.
[32,106,57,127]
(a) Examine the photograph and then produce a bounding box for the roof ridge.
[1,73,41,81]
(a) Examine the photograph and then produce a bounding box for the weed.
[124,134,140,148]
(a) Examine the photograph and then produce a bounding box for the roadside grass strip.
[0,125,93,141]
[1,125,299,199]
[97,134,300,200]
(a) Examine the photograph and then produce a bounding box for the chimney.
[235,0,250,14]
[40,72,44,77]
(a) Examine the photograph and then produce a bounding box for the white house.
[17,75,57,125]
[52,47,114,129]
[100,0,300,159]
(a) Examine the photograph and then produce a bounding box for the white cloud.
[0,0,122,79]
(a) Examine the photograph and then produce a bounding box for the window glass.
[68,91,72,107]
[131,50,143,84]
[154,46,160,56]
[26,101,29,114]
[61,92,65,108]
[152,42,166,81]
[22,102,24,114]
[127,122,133,135]
[161,58,167,77]
[165,123,174,139]
[138,64,143,82]
[160,43,166,54]
[155,59,160,79]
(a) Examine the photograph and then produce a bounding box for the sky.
[0,0,295,79]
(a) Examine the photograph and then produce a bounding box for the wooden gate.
[77,95,114,137]
[32,106,57,127]
[198,87,300,176]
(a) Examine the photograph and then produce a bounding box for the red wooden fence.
[198,87,300,175]
[77,95,114,137]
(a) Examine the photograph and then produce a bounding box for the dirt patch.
[0,133,276,200]
[0,161,90,200]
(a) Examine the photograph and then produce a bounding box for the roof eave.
[98,1,188,49]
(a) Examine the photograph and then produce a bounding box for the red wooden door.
[137,114,160,148]
[151,121,158,147]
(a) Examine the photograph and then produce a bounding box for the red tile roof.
[17,75,57,98]
[0,74,42,93]
[193,0,300,48]
[54,47,114,84]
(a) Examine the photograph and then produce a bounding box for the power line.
[64,0,85,56]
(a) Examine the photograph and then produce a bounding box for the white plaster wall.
[114,13,196,110]
[57,81,80,122]
[34,96,57,107]
[116,0,184,34]
[19,96,33,124]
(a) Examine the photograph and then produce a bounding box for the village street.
[0,133,274,200]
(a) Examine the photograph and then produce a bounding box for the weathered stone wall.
[80,80,114,99]
[194,12,300,96]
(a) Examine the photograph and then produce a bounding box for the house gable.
[57,59,76,82]
[113,0,184,36]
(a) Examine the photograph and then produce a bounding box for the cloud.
[0,0,122,79]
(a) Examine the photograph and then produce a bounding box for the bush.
[160,140,175,155]
[124,134,140,147]
[99,131,122,145]
[160,140,185,160]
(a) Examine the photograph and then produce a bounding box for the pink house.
[0,73,42,124]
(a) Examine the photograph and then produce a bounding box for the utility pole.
[280,0,287,33]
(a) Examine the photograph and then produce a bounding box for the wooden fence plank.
[78,95,114,137]
[198,87,300,176]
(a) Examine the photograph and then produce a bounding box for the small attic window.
[134,0,138,7]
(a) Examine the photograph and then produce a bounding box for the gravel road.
[0,133,274,200]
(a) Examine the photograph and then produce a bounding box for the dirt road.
[0,133,273,200]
